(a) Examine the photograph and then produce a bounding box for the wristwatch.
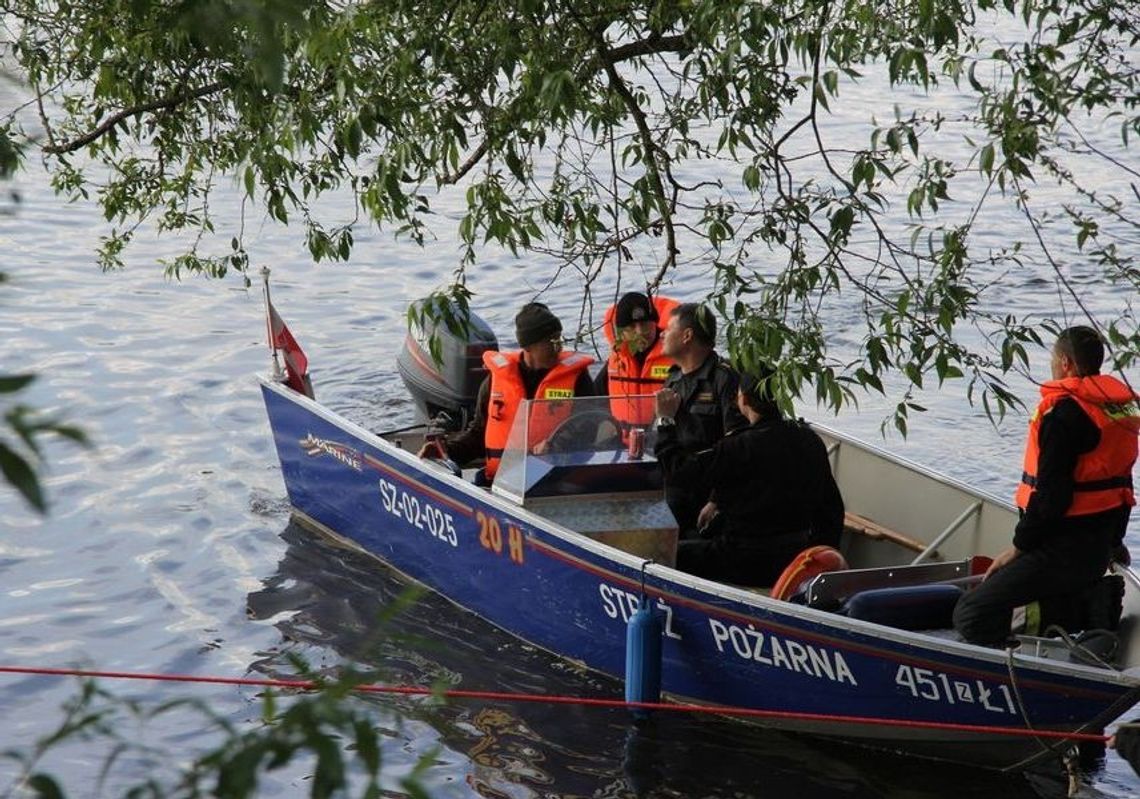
[656,416,676,429]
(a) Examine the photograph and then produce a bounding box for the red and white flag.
[267,300,315,399]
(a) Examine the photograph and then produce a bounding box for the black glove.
[1114,720,1140,778]
[1111,542,1132,566]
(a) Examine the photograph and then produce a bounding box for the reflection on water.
[246,520,1090,799]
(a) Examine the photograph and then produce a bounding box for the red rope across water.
[0,664,1110,743]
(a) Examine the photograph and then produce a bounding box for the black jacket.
[655,415,845,546]
[660,352,747,465]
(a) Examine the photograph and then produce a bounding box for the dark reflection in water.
[245,521,1097,799]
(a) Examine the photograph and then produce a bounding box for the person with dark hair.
[595,291,679,430]
[419,302,594,483]
[654,366,845,586]
[653,303,747,536]
[953,325,1140,646]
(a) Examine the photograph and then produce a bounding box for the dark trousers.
[952,518,1119,647]
[665,483,706,540]
[677,531,809,588]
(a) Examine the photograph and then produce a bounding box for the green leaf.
[26,774,66,799]
[0,443,45,512]
[896,292,910,316]
[354,719,380,774]
[823,70,838,95]
[894,412,908,437]
[979,143,995,175]
[0,374,35,393]
[504,149,526,183]
[812,81,830,112]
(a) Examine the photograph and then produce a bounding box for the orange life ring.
[770,545,849,601]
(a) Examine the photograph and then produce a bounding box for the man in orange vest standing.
[953,325,1139,647]
[595,291,679,432]
[419,302,594,484]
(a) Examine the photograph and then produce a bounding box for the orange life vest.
[1015,374,1140,515]
[602,296,679,427]
[482,349,594,478]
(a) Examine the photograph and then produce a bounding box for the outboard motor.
[396,298,498,431]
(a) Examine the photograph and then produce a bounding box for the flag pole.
[261,266,284,380]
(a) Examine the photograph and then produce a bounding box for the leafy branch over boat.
[2,0,1137,427]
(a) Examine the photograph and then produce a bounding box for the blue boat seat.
[844,583,964,631]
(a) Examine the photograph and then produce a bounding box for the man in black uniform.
[654,367,845,587]
[653,303,746,537]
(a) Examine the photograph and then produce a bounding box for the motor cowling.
[396,298,498,431]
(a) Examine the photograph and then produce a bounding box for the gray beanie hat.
[515,302,562,348]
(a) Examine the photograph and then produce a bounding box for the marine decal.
[477,510,526,564]
[300,434,363,472]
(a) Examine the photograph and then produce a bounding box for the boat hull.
[262,379,1140,770]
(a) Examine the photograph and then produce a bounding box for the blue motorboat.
[260,307,1140,773]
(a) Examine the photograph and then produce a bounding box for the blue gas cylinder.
[625,598,663,717]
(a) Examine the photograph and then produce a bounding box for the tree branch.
[43,81,226,155]
[438,139,490,184]
[591,39,678,275]
[604,33,691,64]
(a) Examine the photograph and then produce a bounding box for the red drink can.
[627,427,645,460]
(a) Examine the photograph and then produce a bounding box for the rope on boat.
[1004,646,1049,754]
[999,648,1091,796]
[995,626,1123,777]
[0,664,1113,744]
[1044,626,1121,671]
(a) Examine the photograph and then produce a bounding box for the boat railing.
[911,501,983,565]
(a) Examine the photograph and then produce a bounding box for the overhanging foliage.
[3,0,1138,428]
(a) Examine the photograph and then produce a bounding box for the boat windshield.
[492,395,660,502]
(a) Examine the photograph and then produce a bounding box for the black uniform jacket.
[655,415,845,546]
[660,352,747,465]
